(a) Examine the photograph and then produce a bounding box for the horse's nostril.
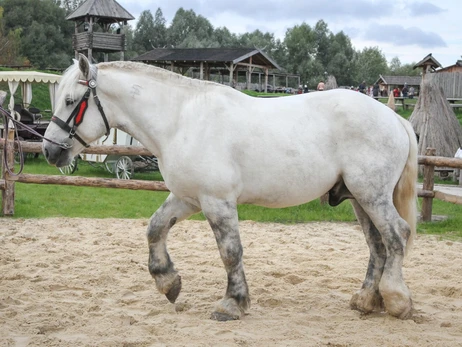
[44,148,49,160]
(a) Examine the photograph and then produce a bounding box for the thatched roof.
[409,73,462,158]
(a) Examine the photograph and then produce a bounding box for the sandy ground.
[0,218,461,347]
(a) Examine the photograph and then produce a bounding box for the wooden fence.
[432,72,462,99]
[2,139,462,222]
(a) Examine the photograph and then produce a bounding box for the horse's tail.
[393,116,418,256]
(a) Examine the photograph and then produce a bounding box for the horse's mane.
[59,60,231,105]
[98,61,227,90]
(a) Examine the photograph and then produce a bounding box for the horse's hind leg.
[147,193,200,303]
[201,197,250,321]
[349,200,385,314]
[355,198,413,319]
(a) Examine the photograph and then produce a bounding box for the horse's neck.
[99,68,184,157]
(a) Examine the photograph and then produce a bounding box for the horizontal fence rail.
[1,140,462,218]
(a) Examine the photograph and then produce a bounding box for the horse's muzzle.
[42,140,73,167]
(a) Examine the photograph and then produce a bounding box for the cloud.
[406,1,447,16]
[364,24,447,48]
[193,0,394,22]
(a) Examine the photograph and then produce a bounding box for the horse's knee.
[147,214,177,244]
[147,214,177,282]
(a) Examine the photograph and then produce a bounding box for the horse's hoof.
[210,311,240,321]
[386,299,413,320]
[165,275,182,303]
[350,290,384,314]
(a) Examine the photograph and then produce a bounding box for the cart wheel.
[104,161,115,173]
[14,151,24,164]
[59,156,78,175]
[116,156,134,179]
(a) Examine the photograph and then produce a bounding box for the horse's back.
[233,90,409,205]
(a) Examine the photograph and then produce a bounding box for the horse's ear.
[78,53,91,80]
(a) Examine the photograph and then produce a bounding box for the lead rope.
[0,106,71,176]
[1,106,25,175]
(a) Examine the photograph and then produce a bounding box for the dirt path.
[1,218,461,346]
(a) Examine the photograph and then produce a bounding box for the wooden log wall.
[431,72,462,98]
[73,32,125,51]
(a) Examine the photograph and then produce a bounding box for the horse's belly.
[237,175,337,208]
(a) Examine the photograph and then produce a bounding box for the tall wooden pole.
[421,147,436,222]
[1,126,15,215]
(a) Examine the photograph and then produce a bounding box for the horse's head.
[43,54,110,167]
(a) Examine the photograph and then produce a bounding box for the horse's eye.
[66,99,74,106]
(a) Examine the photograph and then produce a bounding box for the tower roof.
[66,0,134,22]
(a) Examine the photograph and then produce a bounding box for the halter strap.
[51,78,110,148]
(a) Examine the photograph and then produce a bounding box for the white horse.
[43,54,417,321]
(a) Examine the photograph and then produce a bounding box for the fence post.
[421,147,436,222]
[1,126,15,216]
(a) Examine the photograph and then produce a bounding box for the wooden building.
[374,75,422,96]
[415,54,462,98]
[436,60,462,73]
[66,0,134,62]
[132,48,299,92]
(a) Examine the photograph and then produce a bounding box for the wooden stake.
[1,126,15,215]
[421,148,436,222]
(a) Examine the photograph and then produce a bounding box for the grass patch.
[417,198,462,240]
[7,156,462,240]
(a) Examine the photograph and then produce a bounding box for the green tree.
[133,10,156,52]
[212,27,238,47]
[283,23,319,87]
[313,20,330,69]
[167,8,214,48]
[1,0,73,68]
[388,56,420,76]
[152,8,167,48]
[0,6,24,65]
[352,47,388,87]
[59,0,85,14]
[326,31,355,86]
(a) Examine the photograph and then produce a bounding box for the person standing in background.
[402,83,409,98]
[409,86,415,99]
[358,81,366,94]
[372,83,379,97]
[317,80,325,91]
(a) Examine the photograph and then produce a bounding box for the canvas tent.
[0,71,61,120]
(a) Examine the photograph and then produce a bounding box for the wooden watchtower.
[66,0,134,62]
[413,53,442,80]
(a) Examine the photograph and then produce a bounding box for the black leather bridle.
[51,78,110,148]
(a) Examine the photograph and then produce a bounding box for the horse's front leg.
[147,193,200,303]
[201,198,250,321]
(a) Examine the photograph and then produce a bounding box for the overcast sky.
[116,0,460,68]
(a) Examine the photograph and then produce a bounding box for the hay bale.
[325,75,337,90]
[387,93,396,111]
[409,73,462,157]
